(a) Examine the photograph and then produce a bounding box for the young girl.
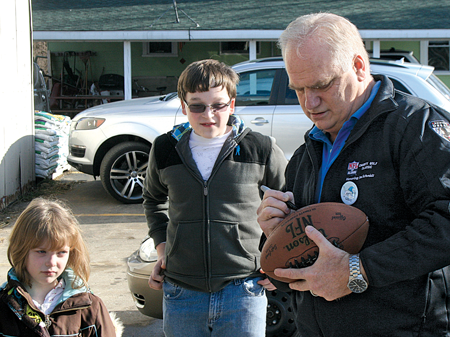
[0,197,122,336]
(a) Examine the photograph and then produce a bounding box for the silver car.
[68,57,450,204]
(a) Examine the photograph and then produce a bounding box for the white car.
[68,57,450,204]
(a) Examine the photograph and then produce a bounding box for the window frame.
[220,41,261,55]
[428,40,450,74]
[142,42,178,57]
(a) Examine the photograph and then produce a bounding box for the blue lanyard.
[310,81,381,202]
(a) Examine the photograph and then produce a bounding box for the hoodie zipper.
[175,128,247,291]
[201,139,240,291]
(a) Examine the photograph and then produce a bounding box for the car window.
[427,74,450,101]
[388,78,411,95]
[285,87,299,105]
[236,69,276,106]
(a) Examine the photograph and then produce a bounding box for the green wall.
[48,40,450,89]
[48,41,280,84]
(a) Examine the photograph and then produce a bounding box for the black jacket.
[286,75,450,336]
[143,118,287,292]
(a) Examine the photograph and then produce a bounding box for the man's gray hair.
[278,13,369,73]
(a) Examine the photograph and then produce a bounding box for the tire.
[100,141,151,204]
[266,290,297,337]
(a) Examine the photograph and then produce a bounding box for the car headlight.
[75,117,105,130]
[139,237,158,262]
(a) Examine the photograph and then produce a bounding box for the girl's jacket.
[0,268,120,337]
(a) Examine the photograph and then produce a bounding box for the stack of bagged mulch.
[34,111,71,179]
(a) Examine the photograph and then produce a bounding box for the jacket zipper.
[203,180,212,291]
[202,139,239,292]
[176,130,245,292]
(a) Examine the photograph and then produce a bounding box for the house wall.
[47,41,279,93]
[0,0,35,210]
[46,40,450,94]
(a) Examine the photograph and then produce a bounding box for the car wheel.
[266,290,297,337]
[100,141,151,204]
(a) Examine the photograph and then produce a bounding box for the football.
[260,202,369,283]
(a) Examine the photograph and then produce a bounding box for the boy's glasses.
[184,99,232,113]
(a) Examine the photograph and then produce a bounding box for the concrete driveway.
[0,169,164,336]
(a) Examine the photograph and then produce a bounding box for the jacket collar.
[4,268,89,306]
[343,75,399,144]
[171,114,246,141]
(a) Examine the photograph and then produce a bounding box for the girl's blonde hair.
[7,197,90,288]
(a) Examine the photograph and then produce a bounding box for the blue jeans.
[162,277,267,337]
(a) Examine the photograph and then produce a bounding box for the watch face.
[349,278,368,293]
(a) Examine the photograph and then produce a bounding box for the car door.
[235,67,312,159]
[271,69,313,158]
[234,68,278,141]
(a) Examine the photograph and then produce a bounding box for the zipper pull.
[204,184,208,196]
[44,314,52,328]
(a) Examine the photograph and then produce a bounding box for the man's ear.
[353,55,367,82]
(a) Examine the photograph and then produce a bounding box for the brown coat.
[0,271,119,337]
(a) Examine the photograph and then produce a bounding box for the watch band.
[348,253,368,293]
[349,254,361,278]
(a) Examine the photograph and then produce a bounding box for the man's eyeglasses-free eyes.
[183,99,232,113]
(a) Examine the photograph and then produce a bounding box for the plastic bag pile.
[34,111,71,179]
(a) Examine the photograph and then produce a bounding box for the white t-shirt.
[189,130,232,180]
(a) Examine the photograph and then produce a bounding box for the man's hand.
[257,188,295,237]
[148,242,166,290]
[274,226,352,301]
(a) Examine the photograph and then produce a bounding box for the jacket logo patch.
[347,161,359,175]
[430,120,450,142]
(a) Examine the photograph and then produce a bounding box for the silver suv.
[68,57,450,204]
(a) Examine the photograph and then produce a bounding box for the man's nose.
[304,89,321,110]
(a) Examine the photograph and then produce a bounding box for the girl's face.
[26,240,70,292]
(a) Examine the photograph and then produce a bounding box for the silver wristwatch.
[347,254,368,293]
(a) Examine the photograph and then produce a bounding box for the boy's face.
[182,86,235,139]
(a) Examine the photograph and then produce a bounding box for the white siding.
[0,0,34,209]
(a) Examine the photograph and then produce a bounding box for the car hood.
[72,93,180,121]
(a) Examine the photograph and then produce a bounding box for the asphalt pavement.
[0,169,164,336]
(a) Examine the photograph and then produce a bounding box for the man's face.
[285,41,365,142]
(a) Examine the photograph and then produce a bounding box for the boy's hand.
[258,270,277,291]
[148,242,166,290]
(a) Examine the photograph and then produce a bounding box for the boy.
[143,59,287,337]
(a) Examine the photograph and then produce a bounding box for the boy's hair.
[177,59,239,103]
[7,197,90,289]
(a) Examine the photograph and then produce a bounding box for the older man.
[258,12,450,336]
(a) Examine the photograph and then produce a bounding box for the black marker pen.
[260,185,298,211]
